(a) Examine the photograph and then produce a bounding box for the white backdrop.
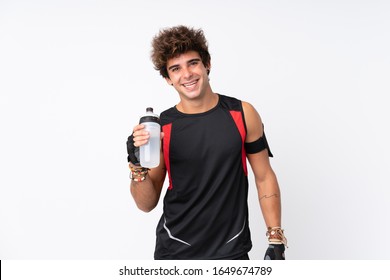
[1,0,389,260]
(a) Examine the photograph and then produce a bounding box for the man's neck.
[176,92,219,114]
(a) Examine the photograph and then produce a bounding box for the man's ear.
[165,77,173,86]
[205,61,211,75]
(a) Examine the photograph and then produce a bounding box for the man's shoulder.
[160,106,175,116]
[160,106,180,125]
[218,94,243,111]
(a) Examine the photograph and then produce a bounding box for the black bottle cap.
[139,107,160,124]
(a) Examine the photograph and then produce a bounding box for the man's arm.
[129,124,166,212]
[242,101,282,228]
[242,101,286,259]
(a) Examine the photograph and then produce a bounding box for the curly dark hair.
[151,25,211,78]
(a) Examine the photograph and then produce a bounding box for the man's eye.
[190,61,198,66]
[171,67,179,72]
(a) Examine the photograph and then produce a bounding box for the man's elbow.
[135,202,157,213]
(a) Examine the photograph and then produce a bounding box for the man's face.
[165,50,211,101]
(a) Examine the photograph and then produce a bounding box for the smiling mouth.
[182,80,199,88]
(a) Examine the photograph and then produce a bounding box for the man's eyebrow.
[168,64,179,71]
[167,58,201,71]
[188,58,201,64]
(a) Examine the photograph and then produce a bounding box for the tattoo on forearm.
[260,194,279,200]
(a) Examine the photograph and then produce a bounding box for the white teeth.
[183,80,197,87]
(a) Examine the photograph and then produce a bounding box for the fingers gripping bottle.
[139,107,161,168]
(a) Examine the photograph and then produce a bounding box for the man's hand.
[127,124,164,166]
[264,244,285,260]
[126,133,140,166]
[127,124,151,166]
[264,227,287,260]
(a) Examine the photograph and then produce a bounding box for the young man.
[127,25,287,260]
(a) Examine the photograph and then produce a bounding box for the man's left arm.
[242,101,287,259]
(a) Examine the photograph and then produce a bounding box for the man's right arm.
[129,152,166,212]
[128,124,166,212]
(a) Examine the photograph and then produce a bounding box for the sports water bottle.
[139,107,160,168]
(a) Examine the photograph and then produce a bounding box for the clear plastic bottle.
[139,107,160,168]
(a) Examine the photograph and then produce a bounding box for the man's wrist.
[129,165,150,182]
[266,226,288,247]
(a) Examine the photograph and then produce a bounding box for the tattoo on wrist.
[260,193,279,200]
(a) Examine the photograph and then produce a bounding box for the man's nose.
[182,66,193,79]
